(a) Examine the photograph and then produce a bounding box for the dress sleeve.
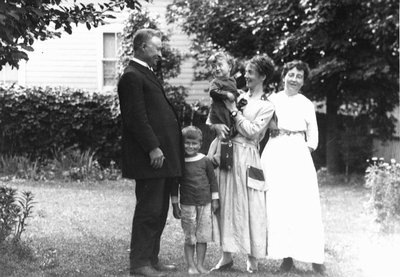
[205,158,219,195]
[235,101,275,139]
[305,100,319,150]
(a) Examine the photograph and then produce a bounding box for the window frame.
[97,23,124,91]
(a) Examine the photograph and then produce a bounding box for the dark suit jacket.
[117,60,184,179]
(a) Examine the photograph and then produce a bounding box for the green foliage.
[167,0,399,172]
[365,157,400,232]
[0,83,205,172]
[119,9,183,81]
[0,155,41,180]
[0,150,121,182]
[0,84,121,166]
[0,0,147,70]
[338,114,372,175]
[52,147,120,181]
[0,187,35,243]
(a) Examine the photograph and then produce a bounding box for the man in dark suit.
[117,29,184,277]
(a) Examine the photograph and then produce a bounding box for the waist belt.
[270,129,305,138]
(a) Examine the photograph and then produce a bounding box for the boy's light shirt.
[171,153,219,204]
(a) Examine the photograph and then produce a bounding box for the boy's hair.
[207,51,234,68]
[182,126,203,142]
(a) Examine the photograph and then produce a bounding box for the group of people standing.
[117,28,326,277]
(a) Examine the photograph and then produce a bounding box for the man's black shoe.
[130,266,166,277]
[152,263,177,271]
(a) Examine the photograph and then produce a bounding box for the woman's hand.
[211,124,230,139]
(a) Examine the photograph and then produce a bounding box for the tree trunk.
[326,80,341,174]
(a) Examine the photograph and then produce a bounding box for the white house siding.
[23,25,99,91]
[1,0,210,100]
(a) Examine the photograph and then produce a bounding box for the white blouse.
[269,91,319,150]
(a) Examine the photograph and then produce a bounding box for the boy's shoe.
[279,257,294,272]
[312,263,326,274]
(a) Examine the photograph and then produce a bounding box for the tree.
[167,0,399,173]
[119,9,183,81]
[0,0,147,70]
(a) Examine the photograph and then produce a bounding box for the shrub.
[0,187,35,243]
[0,84,121,166]
[0,84,203,168]
[0,149,121,182]
[365,157,400,231]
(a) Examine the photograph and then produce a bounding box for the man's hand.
[172,203,181,219]
[211,199,220,214]
[149,147,165,169]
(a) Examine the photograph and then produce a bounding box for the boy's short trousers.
[181,203,212,245]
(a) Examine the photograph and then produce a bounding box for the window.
[0,65,18,84]
[102,32,121,88]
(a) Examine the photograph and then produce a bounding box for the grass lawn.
[1,178,399,277]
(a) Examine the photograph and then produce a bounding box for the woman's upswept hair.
[248,54,275,86]
[281,60,310,81]
[182,126,203,142]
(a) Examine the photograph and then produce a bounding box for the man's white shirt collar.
[131,57,153,71]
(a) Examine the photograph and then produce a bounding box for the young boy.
[171,126,219,274]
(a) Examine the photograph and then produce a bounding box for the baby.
[207,51,240,137]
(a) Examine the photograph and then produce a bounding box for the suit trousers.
[130,178,173,270]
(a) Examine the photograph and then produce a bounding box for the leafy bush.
[0,187,35,243]
[0,84,121,166]
[0,155,41,179]
[0,84,205,169]
[365,157,400,231]
[0,149,120,182]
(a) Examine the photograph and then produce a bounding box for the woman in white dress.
[261,60,325,273]
[209,55,275,273]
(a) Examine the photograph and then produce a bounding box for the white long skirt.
[261,134,325,263]
[209,138,268,258]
